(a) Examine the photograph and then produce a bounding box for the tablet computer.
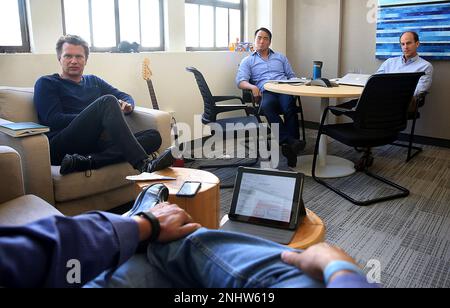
[221,167,306,244]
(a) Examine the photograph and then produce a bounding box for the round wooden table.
[135,168,221,230]
[264,83,363,179]
[288,209,326,250]
[220,209,326,250]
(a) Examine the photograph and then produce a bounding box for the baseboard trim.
[303,121,450,149]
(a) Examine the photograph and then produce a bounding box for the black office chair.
[186,67,263,187]
[242,88,307,144]
[312,72,424,206]
[391,91,428,162]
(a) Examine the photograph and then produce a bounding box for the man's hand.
[250,85,262,101]
[281,243,358,283]
[150,203,201,243]
[119,100,133,114]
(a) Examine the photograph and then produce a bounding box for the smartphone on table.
[176,181,202,198]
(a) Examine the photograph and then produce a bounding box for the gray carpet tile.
[187,129,450,288]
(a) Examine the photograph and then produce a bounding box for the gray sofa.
[0,146,62,225]
[0,87,172,216]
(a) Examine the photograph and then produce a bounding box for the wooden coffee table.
[220,209,326,250]
[135,168,221,230]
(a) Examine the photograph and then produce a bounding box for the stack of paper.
[126,173,176,182]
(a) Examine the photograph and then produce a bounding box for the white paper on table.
[126,173,176,182]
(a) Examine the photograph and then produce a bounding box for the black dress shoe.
[125,184,169,217]
[141,147,175,173]
[60,154,93,175]
[289,139,306,155]
[281,144,298,168]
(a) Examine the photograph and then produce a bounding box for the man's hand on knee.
[281,243,358,283]
[119,100,133,114]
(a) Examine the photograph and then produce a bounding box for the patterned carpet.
[187,129,450,288]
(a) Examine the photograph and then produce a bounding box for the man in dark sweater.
[34,35,174,175]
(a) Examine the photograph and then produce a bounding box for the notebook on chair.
[221,167,306,245]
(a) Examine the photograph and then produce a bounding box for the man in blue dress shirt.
[377,31,433,96]
[336,31,433,114]
[0,203,377,288]
[34,35,174,176]
[236,28,304,168]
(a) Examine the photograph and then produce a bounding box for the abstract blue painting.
[377,0,450,60]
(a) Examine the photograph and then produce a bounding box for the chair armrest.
[126,107,172,152]
[415,92,428,108]
[0,119,55,205]
[0,146,25,204]
[242,89,254,103]
[329,106,354,114]
[213,96,245,104]
[215,105,248,115]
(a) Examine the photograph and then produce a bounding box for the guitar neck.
[146,80,159,110]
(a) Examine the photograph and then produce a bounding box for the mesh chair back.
[354,73,424,132]
[186,67,217,124]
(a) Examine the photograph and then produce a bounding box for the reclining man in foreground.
[0,203,376,288]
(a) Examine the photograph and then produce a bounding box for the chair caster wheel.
[355,155,374,171]
[354,159,366,172]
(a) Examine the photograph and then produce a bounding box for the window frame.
[61,0,165,52]
[185,0,244,51]
[0,0,31,53]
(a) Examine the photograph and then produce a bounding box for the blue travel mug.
[313,61,323,80]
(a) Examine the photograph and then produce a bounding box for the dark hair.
[400,31,419,43]
[56,35,90,60]
[255,27,272,41]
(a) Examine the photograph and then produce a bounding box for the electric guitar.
[142,58,160,110]
[142,58,180,145]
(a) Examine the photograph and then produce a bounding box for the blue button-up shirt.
[377,55,433,95]
[0,213,139,288]
[236,50,297,92]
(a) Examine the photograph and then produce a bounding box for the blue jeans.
[260,92,300,144]
[85,229,324,288]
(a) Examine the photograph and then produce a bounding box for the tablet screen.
[235,173,297,223]
[229,168,305,229]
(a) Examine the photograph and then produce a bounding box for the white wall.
[27,0,64,53]
[164,0,185,52]
[271,0,287,55]
[247,0,287,53]
[287,0,342,122]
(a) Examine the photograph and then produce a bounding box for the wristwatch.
[138,211,161,243]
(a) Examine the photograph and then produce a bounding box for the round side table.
[220,209,326,250]
[135,168,221,230]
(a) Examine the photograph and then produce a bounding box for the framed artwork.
[377,0,450,60]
